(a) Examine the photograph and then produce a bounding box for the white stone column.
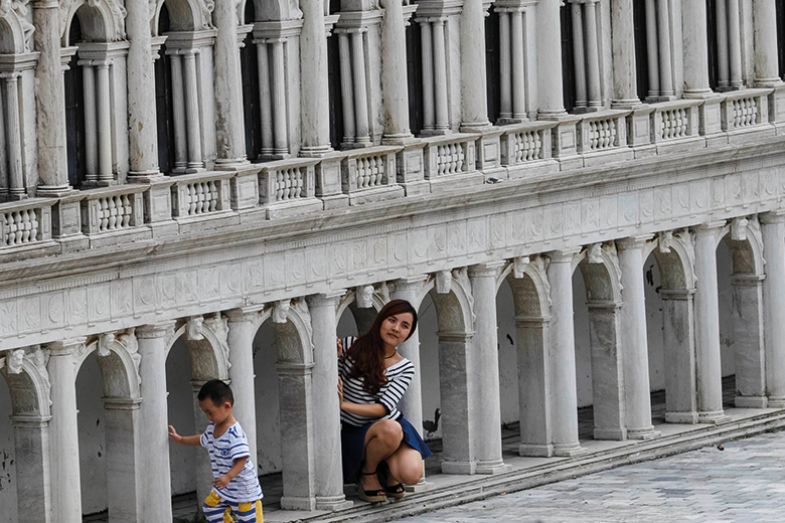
[515,310,553,457]
[693,223,726,422]
[586,299,626,440]
[617,237,656,439]
[96,62,114,183]
[183,50,204,170]
[255,41,274,158]
[169,53,188,171]
[213,0,248,166]
[611,0,640,106]
[81,64,98,183]
[47,338,85,523]
[338,32,356,145]
[716,0,730,88]
[730,272,766,407]
[584,0,602,108]
[761,212,785,406]
[226,310,260,464]
[125,0,160,176]
[682,0,713,96]
[12,415,52,523]
[661,288,699,423]
[381,0,413,142]
[300,0,332,155]
[537,0,566,116]
[3,74,25,197]
[392,278,426,440]
[469,264,509,474]
[547,250,582,455]
[571,2,588,109]
[0,84,6,196]
[271,40,290,156]
[432,18,450,132]
[137,322,175,523]
[420,21,435,132]
[438,329,475,474]
[33,0,71,193]
[460,0,490,130]
[103,398,143,523]
[644,0,660,98]
[306,293,352,510]
[498,11,512,120]
[351,31,371,144]
[753,0,782,86]
[511,10,527,120]
[657,0,675,97]
[727,0,742,88]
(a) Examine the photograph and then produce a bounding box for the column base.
[420,128,452,137]
[766,397,785,408]
[518,443,554,457]
[735,395,768,408]
[315,495,353,511]
[553,443,584,457]
[36,184,74,197]
[215,158,252,170]
[300,145,334,158]
[496,117,528,126]
[382,133,417,146]
[698,409,729,424]
[593,427,627,441]
[404,478,431,493]
[475,460,512,475]
[441,460,476,475]
[626,427,660,440]
[665,411,700,424]
[279,496,317,511]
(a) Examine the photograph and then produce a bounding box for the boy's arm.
[168,425,202,446]
[214,456,249,489]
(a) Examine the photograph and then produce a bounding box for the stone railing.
[577,110,628,153]
[424,134,476,178]
[650,100,702,144]
[500,122,555,166]
[258,158,322,218]
[171,171,233,219]
[0,199,54,248]
[341,146,404,204]
[80,186,146,236]
[721,89,770,132]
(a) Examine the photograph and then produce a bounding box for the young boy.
[169,379,264,522]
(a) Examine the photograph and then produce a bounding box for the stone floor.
[391,429,785,523]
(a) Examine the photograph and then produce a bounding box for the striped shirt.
[200,422,263,503]
[339,337,415,427]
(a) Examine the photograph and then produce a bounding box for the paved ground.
[391,430,785,523]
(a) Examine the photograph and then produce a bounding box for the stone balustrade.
[422,133,481,190]
[721,88,772,137]
[0,198,54,248]
[341,145,405,204]
[80,186,146,236]
[258,158,322,218]
[577,110,630,154]
[650,99,702,145]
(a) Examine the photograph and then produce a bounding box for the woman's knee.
[371,420,403,445]
[395,459,424,485]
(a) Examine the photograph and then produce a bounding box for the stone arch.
[73,333,141,400]
[336,287,386,335]
[498,257,551,319]
[151,0,213,34]
[253,0,301,22]
[427,272,474,335]
[575,244,623,304]
[61,0,127,45]
[0,350,50,418]
[272,300,314,365]
[0,11,27,54]
[165,316,231,381]
[644,231,696,292]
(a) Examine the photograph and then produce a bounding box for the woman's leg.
[385,445,424,486]
[361,419,404,490]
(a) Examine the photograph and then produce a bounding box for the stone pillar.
[510,10,527,120]
[498,10,512,120]
[515,309,553,457]
[170,53,188,171]
[81,65,98,183]
[584,0,602,108]
[681,0,713,96]
[12,415,52,523]
[96,63,114,183]
[33,0,71,193]
[617,237,656,439]
[727,0,742,88]
[420,21,435,132]
[125,0,160,176]
[752,0,783,86]
[391,278,426,440]
[469,263,509,474]
[460,0,490,130]
[381,0,413,142]
[226,309,261,464]
[438,330,475,474]
[256,42,273,158]
[137,322,175,522]
[183,50,204,170]
[104,398,143,523]
[716,0,729,88]
[611,0,640,106]
[586,300,626,440]
[644,0,659,97]
[432,19,450,132]
[546,250,582,455]
[47,338,85,522]
[351,31,371,144]
[571,3,587,109]
[657,0,675,97]
[761,212,785,406]
[338,33,356,145]
[271,41,289,156]
[300,0,332,155]
[661,289,699,424]
[307,293,353,510]
[3,74,25,197]
[213,0,248,167]
[537,0,566,117]
[730,273,766,407]
[693,223,726,422]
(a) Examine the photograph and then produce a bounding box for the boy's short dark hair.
[198,379,234,406]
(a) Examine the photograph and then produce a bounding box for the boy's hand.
[214,475,231,489]
[168,425,181,443]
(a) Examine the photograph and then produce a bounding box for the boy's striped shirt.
[200,422,263,503]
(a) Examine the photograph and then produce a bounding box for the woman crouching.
[338,299,432,503]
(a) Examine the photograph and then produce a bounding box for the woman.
[338,299,432,503]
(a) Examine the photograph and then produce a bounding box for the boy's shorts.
[203,490,264,523]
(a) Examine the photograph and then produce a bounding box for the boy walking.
[169,379,264,522]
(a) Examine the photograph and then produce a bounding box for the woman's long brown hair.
[346,299,418,395]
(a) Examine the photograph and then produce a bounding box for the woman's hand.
[337,376,344,406]
[336,336,343,358]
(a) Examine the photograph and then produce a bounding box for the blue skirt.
[341,416,432,483]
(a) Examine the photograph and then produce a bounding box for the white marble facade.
[1,0,785,521]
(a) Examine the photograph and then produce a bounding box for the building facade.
[1,0,785,521]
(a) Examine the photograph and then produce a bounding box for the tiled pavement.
[391,429,785,523]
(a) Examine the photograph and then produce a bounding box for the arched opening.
[485,5,501,124]
[241,1,262,162]
[418,293,441,443]
[0,18,15,54]
[253,321,281,491]
[572,264,593,437]
[64,17,86,187]
[155,5,177,174]
[495,279,517,439]
[0,374,17,522]
[76,353,108,517]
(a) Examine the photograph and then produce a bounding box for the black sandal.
[358,470,387,503]
[384,482,406,500]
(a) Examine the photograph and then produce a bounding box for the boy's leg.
[232,500,264,523]
[203,490,233,523]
